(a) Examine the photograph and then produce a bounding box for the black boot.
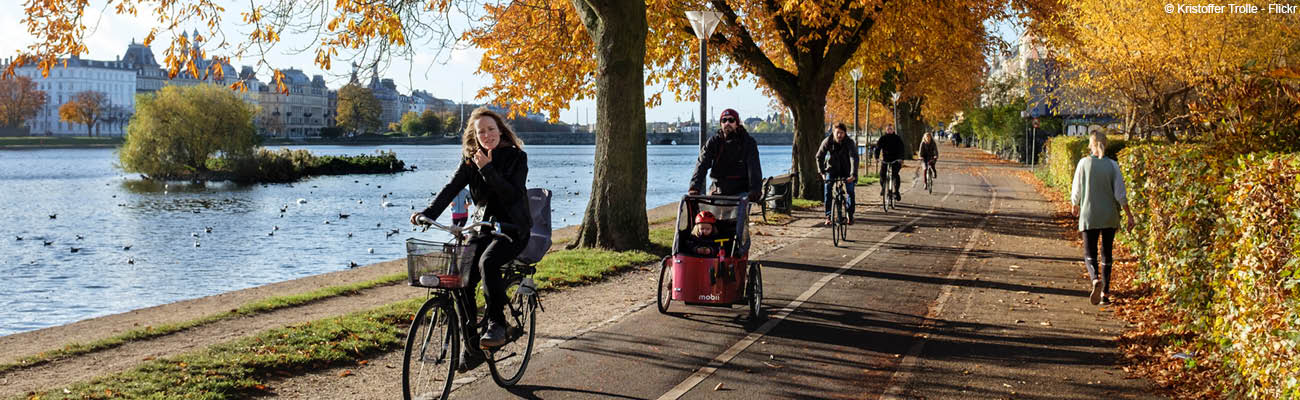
[457,349,485,372]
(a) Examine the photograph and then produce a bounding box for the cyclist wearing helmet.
[874,126,906,202]
[687,211,721,257]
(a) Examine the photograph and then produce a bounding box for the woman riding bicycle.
[919,132,939,180]
[816,123,859,225]
[409,107,532,355]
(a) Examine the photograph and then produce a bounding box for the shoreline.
[0,201,683,349]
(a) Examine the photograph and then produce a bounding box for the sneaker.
[893,192,901,201]
[1089,280,1103,305]
[824,217,832,225]
[457,350,485,372]
[480,321,507,348]
[1099,292,1111,305]
[847,215,854,225]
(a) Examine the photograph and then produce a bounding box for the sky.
[0,3,780,125]
[0,3,1022,126]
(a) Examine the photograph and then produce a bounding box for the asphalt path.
[446,146,1159,400]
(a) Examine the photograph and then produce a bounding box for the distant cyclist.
[919,132,939,180]
[816,123,859,225]
[874,126,906,202]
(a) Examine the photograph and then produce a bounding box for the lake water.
[0,145,791,336]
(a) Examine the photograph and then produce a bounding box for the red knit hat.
[695,210,717,225]
[720,109,739,121]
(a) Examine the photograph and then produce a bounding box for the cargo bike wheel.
[657,257,673,314]
[746,262,764,320]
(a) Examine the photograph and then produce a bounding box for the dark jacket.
[690,126,762,202]
[422,146,532,239]
[920,140,939,161]
[816,136,859,178]
[684,233,721,257]
[874,133,906,163]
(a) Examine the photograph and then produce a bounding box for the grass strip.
[792,198,823,209]
[26,229,680,399]
[0,273,407,375]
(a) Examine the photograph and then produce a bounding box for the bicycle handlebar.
[414,215,512,243]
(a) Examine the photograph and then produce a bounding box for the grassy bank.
[22,227,681,399]
[0,273,407,376]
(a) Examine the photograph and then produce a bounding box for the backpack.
[516,188,553,264]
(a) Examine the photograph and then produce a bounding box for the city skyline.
[0,3,780,125]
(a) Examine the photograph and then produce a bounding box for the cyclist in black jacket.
[689,108,763,204]
[874,126,906,202]
[410,107,531,360]
[816,123,859,225]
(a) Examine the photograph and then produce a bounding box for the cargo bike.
[657,194,765,320]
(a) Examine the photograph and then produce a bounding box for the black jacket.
[422,146,532,238]
[816,136,859,178]
[920,140,939,161]
[690,126,763,202]
[874,133,906,163]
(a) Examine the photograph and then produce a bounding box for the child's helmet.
[695,210,716,225]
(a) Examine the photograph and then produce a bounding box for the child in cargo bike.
[685,211,722,257]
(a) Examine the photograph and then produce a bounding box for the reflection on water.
[0,145,791,336]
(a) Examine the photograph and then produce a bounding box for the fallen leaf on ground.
[339,369,353,377]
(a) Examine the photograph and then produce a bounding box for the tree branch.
[708,0,798,103]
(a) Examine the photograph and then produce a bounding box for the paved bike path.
[450,147,1159,399]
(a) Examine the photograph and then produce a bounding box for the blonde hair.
[1088,131,1108,157]
[461,107,525,159]
[691,222,713,238]
[922,132,934,144]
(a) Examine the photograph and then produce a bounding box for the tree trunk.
[790,94,827,200]
[897,97,925,158]
[569,0,649,251]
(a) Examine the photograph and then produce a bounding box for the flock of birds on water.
[14,170,592,270]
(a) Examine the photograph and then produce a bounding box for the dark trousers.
[823,174,855,218]
[452,217,467,227]
[1082,228,1117,293]
[879,161,902,196]
[462,232,526,332]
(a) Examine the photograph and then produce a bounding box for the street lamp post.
[686,10,722,163]
[1021,110,1029,164]
[890,91,901,137]
[850,67,862,147]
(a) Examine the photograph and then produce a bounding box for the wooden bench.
[759,173,794,222]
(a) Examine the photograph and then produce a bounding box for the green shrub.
[1040,135,1133,196]
[1210,153,1300,399]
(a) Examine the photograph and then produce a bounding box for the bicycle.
[829,177,851,247]
[923,159,937,194]
[880,159,903,212]
[403,217,541,399]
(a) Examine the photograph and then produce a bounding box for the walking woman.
[410,107,531,363]
[1070,131,1135,305]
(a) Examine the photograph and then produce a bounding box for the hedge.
[1043,139,1300,399]
[1039,135,1133,196]
[1211,153,1300,399]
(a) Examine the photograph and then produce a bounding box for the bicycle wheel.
[657,257,673,314]
[747,262,764,320]
[838,195,849,241]
[403,296,458,400]
[487,277,537,387]
[831,197,841,247]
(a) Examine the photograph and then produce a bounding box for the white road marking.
[881,177,997,399]
[657,183,959,400]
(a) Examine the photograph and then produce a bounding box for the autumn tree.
[1041,0,1300,143]
[336,83,382,135]
[59,91,108,137]
[119,84,258,179]
[418,109,441,135]
[0,76,48,129]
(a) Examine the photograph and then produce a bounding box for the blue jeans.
[823,175,855,218]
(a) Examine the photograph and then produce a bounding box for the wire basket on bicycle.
[406,238,477,289]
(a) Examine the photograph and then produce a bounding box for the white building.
[256,68,328,137]
[11,55,137,136]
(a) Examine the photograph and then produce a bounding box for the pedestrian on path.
[450,187,472,227]
[816,123,859,225]
[1070,131,1136,305]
